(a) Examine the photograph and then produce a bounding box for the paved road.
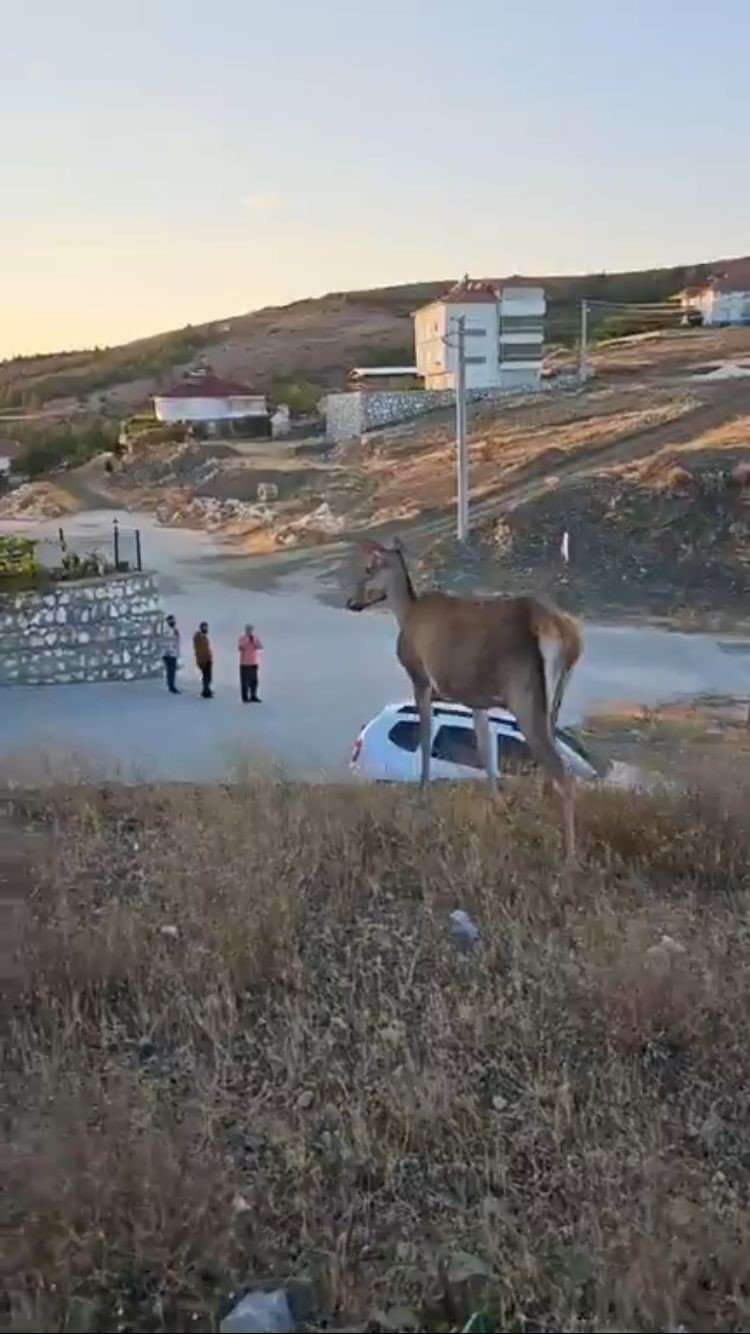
[1,511,749,783]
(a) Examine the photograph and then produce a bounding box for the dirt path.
[405,379,750,546]
[56,458,121,511]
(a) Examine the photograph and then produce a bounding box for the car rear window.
[555,726,594,765]
[388,720,421,753]
[432,725,483,769]
[432,724,537,773]
[497,732,534,772]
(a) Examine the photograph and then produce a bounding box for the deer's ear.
[389,536,404,553]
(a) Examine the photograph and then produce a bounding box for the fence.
[112,519,143,573]
[36,519,143,575]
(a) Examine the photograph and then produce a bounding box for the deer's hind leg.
[506,661,576,864]
[473,708,497,791]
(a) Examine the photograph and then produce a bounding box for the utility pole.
[455,314,469,543]
[579,299,590,382]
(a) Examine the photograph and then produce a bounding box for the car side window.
[388,721,421,753]
[497,732,535,773]
[432,725,482,769]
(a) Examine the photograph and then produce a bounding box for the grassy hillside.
[5,770,750,1332]
[0,261,711,416]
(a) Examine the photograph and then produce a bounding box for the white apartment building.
[413,276,545,392]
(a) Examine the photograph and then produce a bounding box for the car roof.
[371,702,596,767]
[379,700,518,724]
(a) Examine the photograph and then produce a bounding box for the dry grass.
[360,385,696,525]
[4,775,750,1331]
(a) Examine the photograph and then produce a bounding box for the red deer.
[346,540,582,860]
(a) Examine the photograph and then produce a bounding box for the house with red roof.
[677,258,750,327]
[152,366,270,431]
[413,276,545,391]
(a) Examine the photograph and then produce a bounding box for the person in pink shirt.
[238,623,263,702]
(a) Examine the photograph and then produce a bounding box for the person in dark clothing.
[193,621,213,698]
[163,613,181,694]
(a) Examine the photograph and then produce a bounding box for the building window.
[500,343,543,362]
[464,327,486,337]
[465,355,487,365]
[500,317,544,336]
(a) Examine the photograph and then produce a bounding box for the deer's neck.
[387,567,416,627]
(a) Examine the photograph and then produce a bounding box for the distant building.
[0,438,20,477]
[271,404,291,438]
[347,366,420,391]
[413,276,545,392]
[677,258,750,326]
[152,367,269,428]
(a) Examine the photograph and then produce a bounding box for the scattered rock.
[159,923,179,940]
[136,1036,156,1062]
[646,933,687,968]
[220,1289,296,1334]
[0,482,70,519]
[372,1305,421,1331]
[295,1088,315,1110]
[446,1248,492,1284]
[450,909,481,952]
[696,1109,726,1154]
[285,1278,316,1324]
[657,933,686,955]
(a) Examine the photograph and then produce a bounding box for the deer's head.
[346,540,410,612]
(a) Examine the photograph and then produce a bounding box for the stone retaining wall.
[0,572,164,686]
[324,384,543,441]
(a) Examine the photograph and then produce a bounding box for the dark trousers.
[163,654,178,693]
[240,663,259,701]
[200,662,213,697]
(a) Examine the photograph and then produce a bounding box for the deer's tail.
[529,602,583,730]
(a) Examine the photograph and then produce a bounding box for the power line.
[585,298,682,312]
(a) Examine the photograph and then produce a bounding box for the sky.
[2,0,749,359]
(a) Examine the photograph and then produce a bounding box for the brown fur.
[347,542,583,862]
[400,592,581,710]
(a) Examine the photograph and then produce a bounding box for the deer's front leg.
[416,684,433,787]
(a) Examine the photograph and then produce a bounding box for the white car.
[350,700,646,790]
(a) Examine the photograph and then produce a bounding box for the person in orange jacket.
[193,621,213,698]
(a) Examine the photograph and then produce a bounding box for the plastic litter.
[220,1289,296,1334]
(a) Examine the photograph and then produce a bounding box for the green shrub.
[15,421,119,478]
[0,534,47,590]
[270,378,324,416]
[0,535,38,580]
[123,419,185,447]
